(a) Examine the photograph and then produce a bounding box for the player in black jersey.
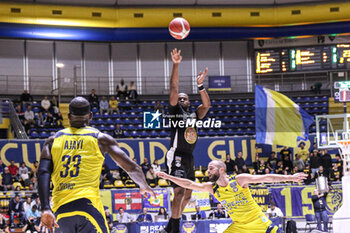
[163,48,210,233]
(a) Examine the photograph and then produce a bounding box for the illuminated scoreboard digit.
[255,50,281,74]
[336,44,350,69]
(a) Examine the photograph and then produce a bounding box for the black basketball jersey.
[168,103,198,155]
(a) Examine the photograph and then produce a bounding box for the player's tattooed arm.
[235,173,308,188]
[157,171,214,194]
[98,133,155,197]
[170,48,182,106]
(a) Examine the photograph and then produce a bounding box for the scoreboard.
[255,44,350,74]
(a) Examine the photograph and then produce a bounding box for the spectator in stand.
[315,165,330,181]
[293,154,305,171]
[146,167,157,185]
[241,165,250,174]
[151,159,161,173]
[335,154,343,171]
[88,89,99,108]
[16,105,24,122]
[109,96,120,115]
[311,82,322,94]
[296,142,309,162]
[3,167,13,190]
[225,154,237,175]
[331,163,342,181]
[128,81,138,100]
[104,207,113,226]
[101,162,115,188]
[23,197,33,214]
[30,161,39,178]
[275,160,284,174]
[320,149,332,175]
[35,112,44,128]
[24,106,35,131]
[51,96,59,108]
[19,162,30,186]
[0,213,10,233]
[22,215,40,233]
[116,79,128,99]
[156,207,168,222]
[191,205,206,220]
[154,101,164,115]
[9,194,25,227]
[304,164,314,185]
[137,207,153,222]
[31,197,40,211]
[310,150,321,176]
[258,160,266,174]
[266,202,283,231]
[282,155,293,173]
[25,205,40,223]
[52,111,63,128]
[20,90,33,105]
[40,96,51,112]
[267,151,279,171]
[292,166,299,175]
[43,112,55,127]
[113,124,124,138]
[99,96,109,115]
[116,207,133,223]
[253,155,261,173]
[141,158,151,175]
[280,146,292,162]
[312,189,329,232]
[0,159,6,174]
[8,161,19,179]
[209,204,226,219]
[235,151,245,172]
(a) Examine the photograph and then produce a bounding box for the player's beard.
[209,171,220,182]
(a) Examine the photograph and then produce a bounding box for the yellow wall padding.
[1,2,350,28]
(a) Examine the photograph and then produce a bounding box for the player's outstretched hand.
[291,173,308,183]
[40,210,59,233]
[140,186,156,199]
[197,67,208,85]
[171,48,182,64]
[156,171,169,179]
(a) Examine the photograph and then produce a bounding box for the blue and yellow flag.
[255,85,314,147]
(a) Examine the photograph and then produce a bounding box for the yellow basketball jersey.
[51,126,104,212]
[212,176,274,233]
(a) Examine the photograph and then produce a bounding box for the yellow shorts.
[224,215,278,233]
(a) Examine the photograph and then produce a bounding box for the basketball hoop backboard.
[315,113,350,149]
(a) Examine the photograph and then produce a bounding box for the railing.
[0,71,334,96]
[1,98,28,139]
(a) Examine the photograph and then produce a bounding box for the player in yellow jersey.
[38,97,154,233]
[157,160,307,233]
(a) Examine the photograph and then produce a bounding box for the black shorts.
[165,149,195,187]
[55,198,108,233]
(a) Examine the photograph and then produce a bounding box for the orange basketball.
[169,17,190,40]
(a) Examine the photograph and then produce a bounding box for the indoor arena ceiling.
[8,0,340,7]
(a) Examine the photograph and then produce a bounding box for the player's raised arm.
[37,136,59,232]
[235,173,308,188]
[169,48,182,106]
[157,172,213,194]
[98,133,155,197]
[196,67,210,119]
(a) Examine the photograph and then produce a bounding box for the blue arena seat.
[160,130,168,137]
[105,118,114,125]
[39,131,48,138]
[140,131,149,138]
[150,131,158,138]
[131,131,139,137]
[108,125,116,131]
[30,131,39,138]
[96,118,104,125]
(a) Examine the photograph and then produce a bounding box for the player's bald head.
[69,97,90,116]
[209,160,226,172]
